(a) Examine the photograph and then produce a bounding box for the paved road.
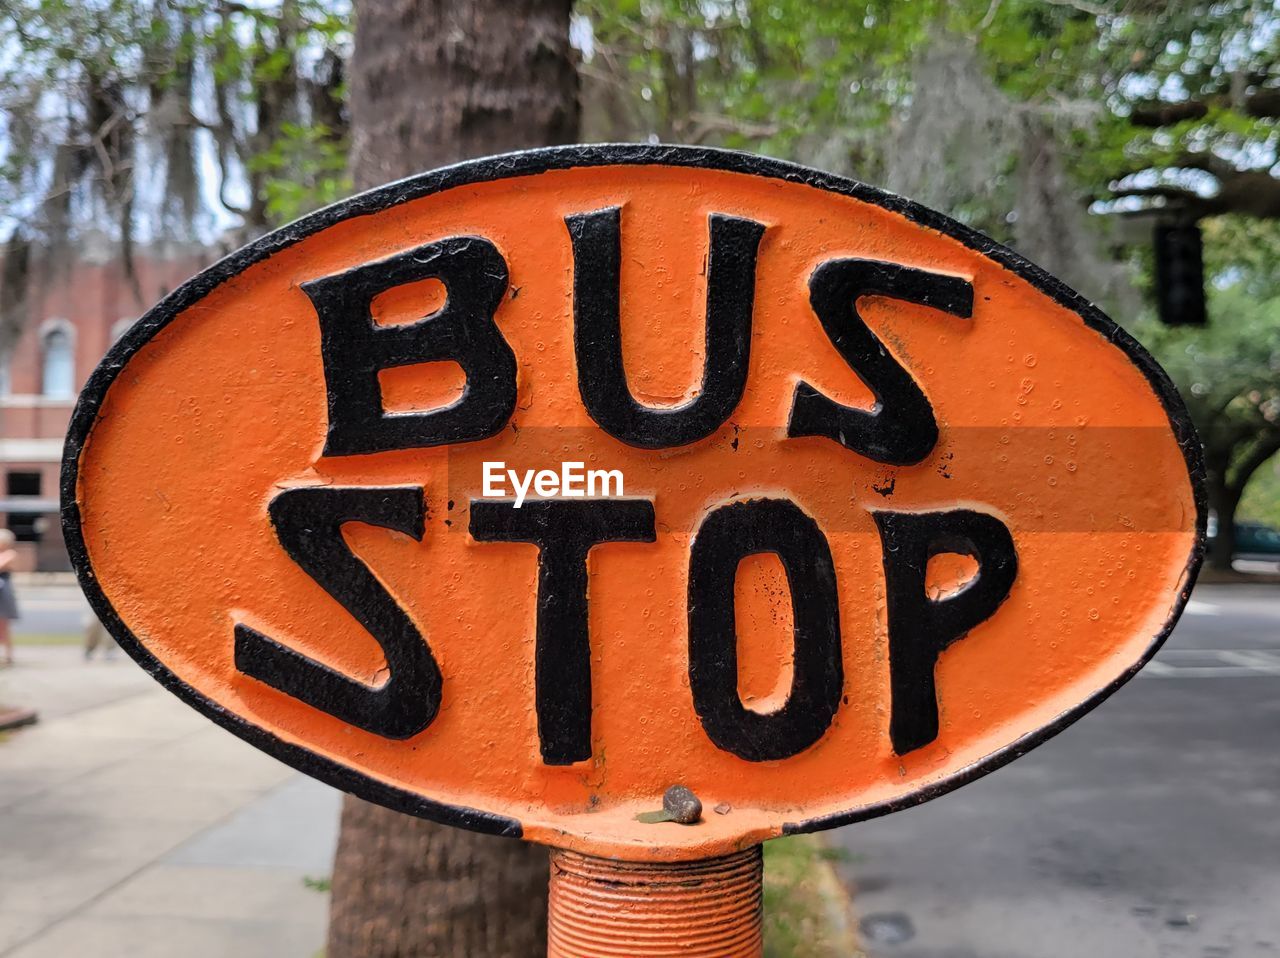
[835,583,1280,958]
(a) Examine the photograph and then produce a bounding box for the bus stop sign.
[62,147,1204,862]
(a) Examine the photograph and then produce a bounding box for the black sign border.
[60,144,1207,844]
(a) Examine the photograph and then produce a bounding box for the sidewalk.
[0,646,340,957]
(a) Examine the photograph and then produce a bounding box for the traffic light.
[1154,221,1207,326]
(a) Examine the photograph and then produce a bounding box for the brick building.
[1,239,207,571]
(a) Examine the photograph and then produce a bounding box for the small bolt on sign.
[63,146,1203,947]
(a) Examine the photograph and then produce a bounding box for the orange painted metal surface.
[64,148,1202,862]
[547,847,763,957]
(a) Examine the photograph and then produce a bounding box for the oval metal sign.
[63,146,1204,861]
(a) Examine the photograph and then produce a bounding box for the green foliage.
[8,0,1273,243]
[573,0,1279,323]
[247,123,351,225]
[12,632,79,646]
[1139,282,1280,432]
[763,835,859,958]
[302,874,333,893]
[1203,217,1280,301]
[1239,462,1280,526]
[576,0,936,176]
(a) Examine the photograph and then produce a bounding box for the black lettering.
[688,498,843,762]
[788,260,973,464]
[303,237,516,456]
[874,509,1017,754]
[469,498,657,765]
[566,206,765,448]
[234,486,441,740]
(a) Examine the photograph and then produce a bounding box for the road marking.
[1142,649,1280,678]
[1184,600,1220,616]
[1218,650,1280,674]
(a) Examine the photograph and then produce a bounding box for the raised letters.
[874,509,1018,754]
[277,223,1007,760]
[566,207,766,449]
[234,486,441,740]
[469,498,657,764]
[303,236,516,456]
[688,498,844,762]
[789,259,973,465]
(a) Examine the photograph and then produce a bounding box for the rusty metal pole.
[547,845,764,957]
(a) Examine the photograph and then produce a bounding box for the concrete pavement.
[0,646,339,957]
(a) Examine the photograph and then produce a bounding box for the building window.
[5,468,43,543]
[6,472,40,497]
[41,325,75,398]
[4,471,45,542]
[7,511,42,543]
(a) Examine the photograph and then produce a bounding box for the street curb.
[1197,569,1280,585]
[13,572,78,587]
[811,837,862,957]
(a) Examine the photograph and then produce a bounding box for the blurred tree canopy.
[1,0,1277,551]
[578,1,1278,237]
[5,1,1275,256]
[0,0,350,243]
[0,0,350,358]
[4,0,1275,259]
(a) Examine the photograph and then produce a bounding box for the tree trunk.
[1206,472,1239,572]
[348,0,579,193]
[327,796,553,957]
[328,2,578,956]
[1206,438,1280,571]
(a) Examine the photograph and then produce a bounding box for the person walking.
[0,530,20,666]
[84,613,117,660]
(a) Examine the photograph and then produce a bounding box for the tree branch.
[1165,150,1236,179]
[1111,168,1280,221]
[1111,184,1209,204]
[1227,433,1280,498]
[1131,89,1280,127]
[1040,0,1111,17]
[1111,150,1237,184]
[1130,100,1208,127]
[678,113,781,145]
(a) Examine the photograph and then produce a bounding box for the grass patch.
[764,835,861,957]
[303,875,332,893]
[13,632,80,646]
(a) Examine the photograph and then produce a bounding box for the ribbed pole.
[547,846,764,958]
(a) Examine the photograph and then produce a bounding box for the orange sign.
[63,147,1204,862]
